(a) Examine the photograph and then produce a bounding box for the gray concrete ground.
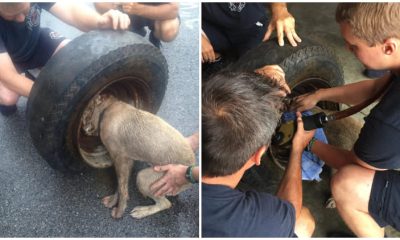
[239,3,400,238]
[0,2,199,237]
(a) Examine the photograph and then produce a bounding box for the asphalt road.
[0,3,199,237]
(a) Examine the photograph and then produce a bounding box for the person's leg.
[153,17,180,42]
[0,28,67,116]
[331,164,385,237]
[294,207,315,237]
[0,81,19,115]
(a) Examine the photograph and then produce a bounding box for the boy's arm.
[315,74,391,105]
[121,3,179,20]
[0,53,33,97]
[276,112,315,219]
[48,2,130,32]
[294,74,392,111]
[310,140,385,171]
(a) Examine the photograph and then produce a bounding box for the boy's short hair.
[336,3,400,46]
[202,71,284,177]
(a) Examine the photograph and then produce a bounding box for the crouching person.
[201,71,315,237]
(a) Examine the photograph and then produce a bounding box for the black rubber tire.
[230,37,344,94]
[231,37,344,171]
[27,30,168,172]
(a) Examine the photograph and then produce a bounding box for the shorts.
[15,27,66,73]
[369,170,400,230]
[129,15,181,47]
[202,17,268,57]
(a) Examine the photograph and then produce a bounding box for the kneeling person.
[202,71,315,237]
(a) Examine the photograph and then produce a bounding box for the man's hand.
[150,164,189,197]
[292,112,315,151]
[291,91,320,112]
[263,4,301,47]
[97,9,130,30]
[202,34,216,63]
[255,64,291,96]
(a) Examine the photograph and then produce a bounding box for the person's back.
[202,183,295,237]
[202,71,315,237]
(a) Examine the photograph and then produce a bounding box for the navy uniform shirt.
[354,74,400,169]
[0,3,54,63]
[202,183,296,237]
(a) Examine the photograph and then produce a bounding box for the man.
[201,3,301,63]
[202,71,315,237]
[95,3,180,48]
[0,2,130,115]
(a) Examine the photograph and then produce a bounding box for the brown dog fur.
[86,94,195,219]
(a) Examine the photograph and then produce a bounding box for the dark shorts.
[369,170,400,230]
[202,18,268,57]
[15,27,65,73]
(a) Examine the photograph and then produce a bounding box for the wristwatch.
[185,165,198,184]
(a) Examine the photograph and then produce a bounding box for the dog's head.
[82,94,118,136]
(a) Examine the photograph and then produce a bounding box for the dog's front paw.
[111,207,124,219]
[102,194,118,208]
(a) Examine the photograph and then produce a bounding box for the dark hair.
[202,71,284,177]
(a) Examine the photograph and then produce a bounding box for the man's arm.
[276,112,315,219]
[0,53,33,97]
[94,2,120,14]
[121,3,179,20]
[48,2,130,32]
[150,164,198,197]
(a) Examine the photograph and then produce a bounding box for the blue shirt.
[354,74,400,169]
[202,183,296,237]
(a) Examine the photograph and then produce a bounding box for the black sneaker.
[0,104,17,116]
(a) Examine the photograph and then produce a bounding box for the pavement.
[0,3,199,237]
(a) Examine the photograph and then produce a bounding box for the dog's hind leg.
[130,168,173,219]
[111,156,134,219]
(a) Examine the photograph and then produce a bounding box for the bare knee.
[294,207,315,237]
[154,19,180,42]
[0,91,19,105]
[331,164,374,210]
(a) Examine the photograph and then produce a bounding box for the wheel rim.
[70,76,153,168]
[269,76,340,170]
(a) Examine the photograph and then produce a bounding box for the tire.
[230,37,344,169]
[27,30,168,172]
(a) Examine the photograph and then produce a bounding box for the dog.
[83,94,195,219]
